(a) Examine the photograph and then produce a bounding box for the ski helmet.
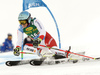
[18,11,31,24]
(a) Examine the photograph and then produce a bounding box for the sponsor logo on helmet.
[26,27,33,31]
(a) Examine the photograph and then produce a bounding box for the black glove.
[13,47,20,56]
[33,38,42,48]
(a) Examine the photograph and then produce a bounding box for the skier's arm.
[14,25,23,56]
[32,19,46,48]
[34,18,46,40]
[16,25,23,48]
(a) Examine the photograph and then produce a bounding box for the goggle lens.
[19,20,27,25]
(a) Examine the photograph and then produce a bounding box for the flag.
[23,0,46,11]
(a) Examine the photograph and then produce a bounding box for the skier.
[1,33,14,52]
[0,44,1,52]
[14,11,68,59]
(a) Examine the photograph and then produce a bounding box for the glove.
[13,47,20,56]
[33,38,42,48]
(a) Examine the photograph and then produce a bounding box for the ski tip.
[5,61,12,66]
[94,57,100,60]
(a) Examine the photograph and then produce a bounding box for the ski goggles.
[19,20,27,25]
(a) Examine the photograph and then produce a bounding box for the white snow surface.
[0,59,100,75]
[0,52,100,75]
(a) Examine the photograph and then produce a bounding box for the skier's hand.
[33,38,42,48]
[13,47,20,56]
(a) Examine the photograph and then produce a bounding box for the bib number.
[31,33,38,37]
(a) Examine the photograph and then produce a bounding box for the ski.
[6,51,100,66]
[95,57,100,60]
[5,60,29,66]
[5,57,78,66]
[45,58,79,65]
[29,57,46,66]
[5,57,46,66]
[5,51,85,66]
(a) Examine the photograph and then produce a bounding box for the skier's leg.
[44,32,68,58]
[44,32,57,47]
[39,41,54,57]
[24,43,44,57]
[24,43,37,54]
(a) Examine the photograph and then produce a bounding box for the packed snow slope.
[0,51,100,75]
[0,57,100,75]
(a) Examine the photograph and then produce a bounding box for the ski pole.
[39,44,71,52]
[39,45,96,60]
[20,52,35,54]
[69,51,94,59]
[39,45,71,58]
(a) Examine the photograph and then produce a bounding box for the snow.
[0,0,100,75]
[0,52,100,75]
[0,58,100,75]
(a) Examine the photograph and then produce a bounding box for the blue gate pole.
[45,5,61,48]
